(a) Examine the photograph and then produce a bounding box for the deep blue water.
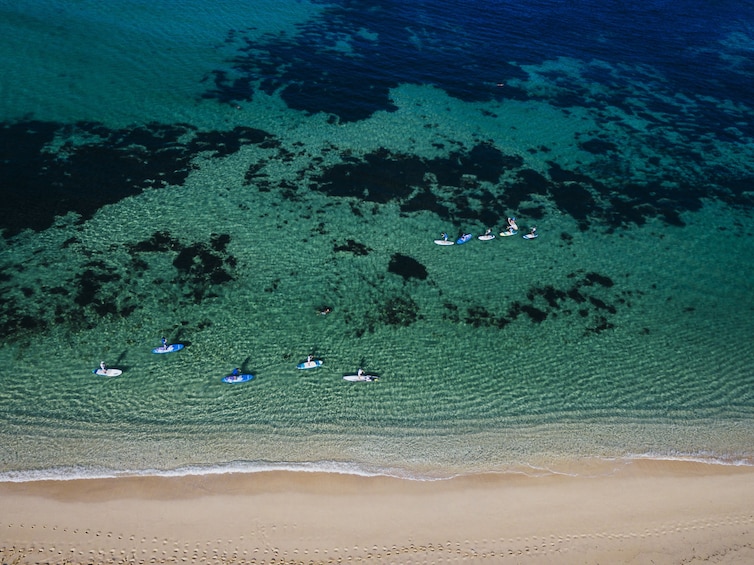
[206,0,754,131]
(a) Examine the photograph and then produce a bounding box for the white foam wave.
[0,460,451,484]
[2,452,751,484]
[625,451,754,467]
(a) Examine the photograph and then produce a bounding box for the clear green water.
[1,0,753,480]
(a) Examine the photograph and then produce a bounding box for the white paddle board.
[93,368,122,377]
[343,374,379,382]
[434,239,454,245]
[297,359,323,370]
[499,229,517,237]
[523,233,538,239]
[478,234,495,241]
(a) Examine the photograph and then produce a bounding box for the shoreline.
[2,452,752,483]
[2,459,753,564]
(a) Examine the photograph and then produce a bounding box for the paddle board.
[93,368,122,377]
[499,229,517,237]
[297,359,323,370]
[152,343,184,354]
[456,234,472,244]
[478,234,495,241]
[222,373,254,383]
[523,233,539,240]
[343,374,379,382]
[433,239,454,246]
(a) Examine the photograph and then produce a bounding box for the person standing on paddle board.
[161,337,168,350]
[100,361,106,371]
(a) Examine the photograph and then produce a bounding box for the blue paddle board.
[152,343,184,354]
[297,359,323,370]
[456,234,472,244]
[222,373,254,383]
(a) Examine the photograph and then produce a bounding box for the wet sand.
[1,459,753,564]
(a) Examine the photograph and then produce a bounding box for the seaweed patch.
[203,2,526,122]
[445,271,630,336]
[333,239,372,256]
[0,231,237,342]
[310,143,520,225]
[387,254,428,281]
[0,120,275,238]
[380,295,420,327]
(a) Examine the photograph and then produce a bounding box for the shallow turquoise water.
[1,0,753,480]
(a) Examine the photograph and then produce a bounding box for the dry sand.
[1,459,753,564]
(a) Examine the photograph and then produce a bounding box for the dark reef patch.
[201,0,754,141]
[314,149,422,202]
[0,231,237,341]
[387,254,428,281]
[126,231,181,253]
[131,231,237,302]
[204,2,527,122]
[173,242,234,288]
[0,120,275,238]
[445,270,631,336]
[310,143,521,225]
[333,239,372,256]
[304,140,750,231]
[380,295,420,327]
[194,0,754,232]
[579,138,618,154]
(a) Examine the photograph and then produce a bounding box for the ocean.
[1,0,753,481]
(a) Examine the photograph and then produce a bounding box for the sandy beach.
[1,460,753,564]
